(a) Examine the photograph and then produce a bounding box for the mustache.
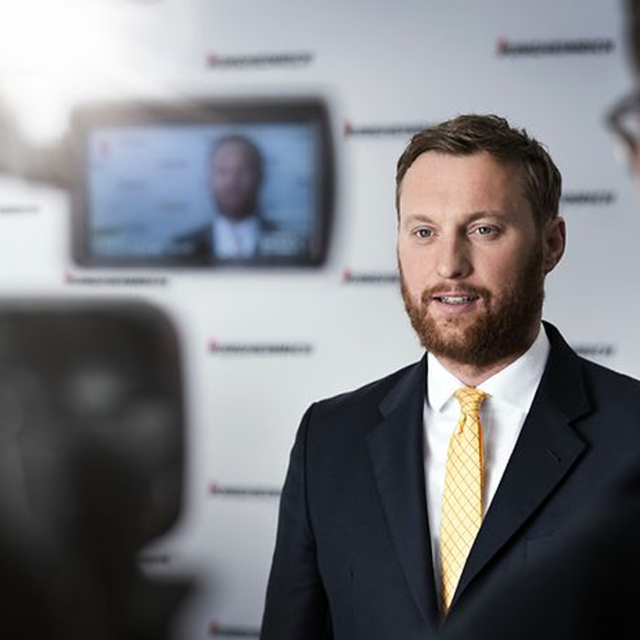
[420,284,491,306]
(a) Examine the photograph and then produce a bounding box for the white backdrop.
[0,0,637,638]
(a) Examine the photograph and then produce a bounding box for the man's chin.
[417,314,500,365]
[424,333,477,362]
[419,313,538,368]
[424,310,481,337]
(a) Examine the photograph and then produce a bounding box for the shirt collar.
[214,212,260,232]
[426,324,550,413]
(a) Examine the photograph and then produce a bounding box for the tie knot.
[454,387,489,417]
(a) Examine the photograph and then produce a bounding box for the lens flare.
[0,0,130,142]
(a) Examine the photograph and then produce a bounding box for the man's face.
[397,151,564,367]
[209,140,262,221]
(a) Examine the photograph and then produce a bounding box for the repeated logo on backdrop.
[208,483,281,499]
[64,271,169,287]
[208,340,314,356]
[561,190,617,206]
[206,52,315,69]
[496,38,615,57]
[572,343,617,359]
[342,268,399,285]
[0,203,39,215]
[343,120,428,138]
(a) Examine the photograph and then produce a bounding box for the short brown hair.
[395,114,562,227]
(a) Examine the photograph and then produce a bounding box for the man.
[260,114,640,640]
[433,2,640,638]
[175,134,280,263]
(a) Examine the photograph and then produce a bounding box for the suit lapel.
[367,356,441,629]
[450,323,591,610]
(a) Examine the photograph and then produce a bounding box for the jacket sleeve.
[260,403,333,640]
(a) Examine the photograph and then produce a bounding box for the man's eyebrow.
[465,210,510,222]
[401,210,510,227]
[401,213,435,227]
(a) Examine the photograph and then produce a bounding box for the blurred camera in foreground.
[0,300,186,640]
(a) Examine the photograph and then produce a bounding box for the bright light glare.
[0,0,129,142]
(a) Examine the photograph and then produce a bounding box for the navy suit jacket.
[439,462,640,640]
[260,323,640,640]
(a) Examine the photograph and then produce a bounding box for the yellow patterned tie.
[440,386,489,614]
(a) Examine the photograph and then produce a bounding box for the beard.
[400,246,545,368]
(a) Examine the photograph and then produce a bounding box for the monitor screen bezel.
[69,98,334,269]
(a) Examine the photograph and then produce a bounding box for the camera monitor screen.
[71,100,333,267]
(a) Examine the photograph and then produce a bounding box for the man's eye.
[415,228,433,239]
[475,225,496,236]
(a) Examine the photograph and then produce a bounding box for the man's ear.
[542,216,566,274]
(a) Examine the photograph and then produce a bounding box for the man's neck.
[434,325,541,387]
[219,211,256,225]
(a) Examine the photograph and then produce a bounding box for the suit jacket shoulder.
[542,322,640,436]
[311,358,424,422]
[302,357,427,466]
[580,356,640,403]
[171,225,212,263]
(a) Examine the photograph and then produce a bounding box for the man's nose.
[436,232,472,280]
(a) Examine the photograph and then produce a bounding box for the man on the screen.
[176,134,290,262]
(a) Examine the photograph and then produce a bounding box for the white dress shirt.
[212,214,260,259]
[423,324,550,596]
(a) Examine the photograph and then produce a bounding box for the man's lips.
[423,291,485,315]
[431,293,480,305]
